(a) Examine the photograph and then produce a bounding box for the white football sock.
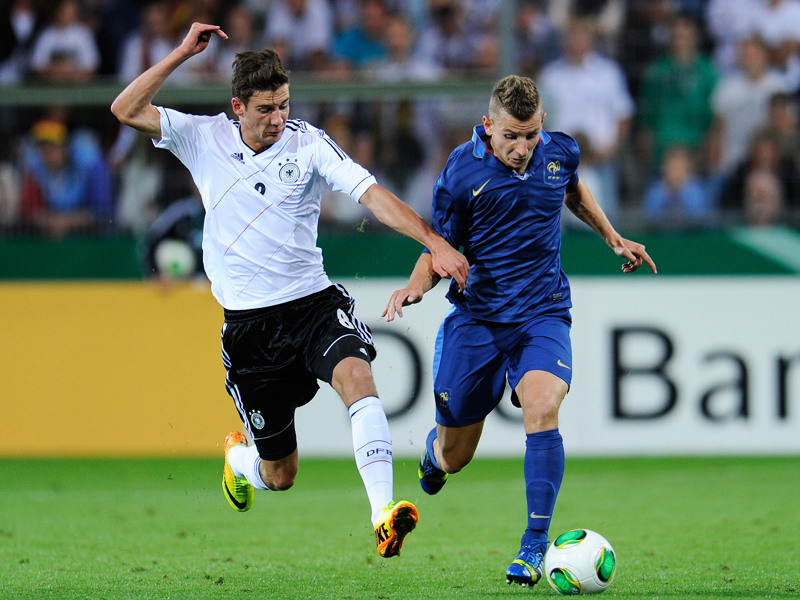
[348,396,393,524]
[227,442,270,490]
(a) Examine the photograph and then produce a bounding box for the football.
[543,529,617,595]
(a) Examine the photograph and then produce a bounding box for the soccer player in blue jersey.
[383,75,657,586]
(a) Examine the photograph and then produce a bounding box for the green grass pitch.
[1,455,798,599]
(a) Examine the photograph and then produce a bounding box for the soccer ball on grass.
[543,529,617,595]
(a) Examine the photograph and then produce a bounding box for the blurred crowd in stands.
[1,0,800,241]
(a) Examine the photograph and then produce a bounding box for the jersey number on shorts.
[337,309,354,329]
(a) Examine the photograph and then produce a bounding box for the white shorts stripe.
[226,377,251,438]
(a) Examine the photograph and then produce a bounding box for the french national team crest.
[278,162,300,183]
[544,159,564,186]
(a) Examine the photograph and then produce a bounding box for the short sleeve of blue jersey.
[558,133,581,193]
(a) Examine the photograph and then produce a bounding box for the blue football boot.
[505,539,547,587]
[417,449,448,495]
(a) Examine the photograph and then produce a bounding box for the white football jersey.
[153,108,376,310]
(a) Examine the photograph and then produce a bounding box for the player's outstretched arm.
[111,23,228,139]
[360,184,469,288]
[382,253,441,322]
[565,179,657,274]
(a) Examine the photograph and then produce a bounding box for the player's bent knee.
[521,395,562,427]
[333,355,371,379]
[332,358,378,404]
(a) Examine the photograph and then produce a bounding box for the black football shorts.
[220,284,376,460]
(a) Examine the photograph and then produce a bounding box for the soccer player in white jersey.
[111,22,469,558]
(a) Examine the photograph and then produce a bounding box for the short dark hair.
[489,75,542,122]
[231,48,290,104]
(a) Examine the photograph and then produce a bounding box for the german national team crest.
[249,410,265,430]
[278,162,300,183]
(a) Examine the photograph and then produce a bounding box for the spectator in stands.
[265,0,333,73]
[112,1,180,232]
[332,0,390,70]
[29,0,100,83]
[369,14,444,210]
[673,0,708,20]
[0,127,20,230]
[212,4,264,79]
[166,0,222,82]
[537,16,634,220]
[637,12,717,176]
[415,0,485,74]
[329,0,360,32]
[329,0,416,32]
[719,129,800,219]
[547,0,625,56]
[116,1,175,83]
[763,92,800,160]
[643,144,714,229]
[238,0,269,20]
[108,117,169,235]
[0,0,45,83]
[516,0,561,76]
[167,0,221,31]
[742,168,785,226]
[371,13,441,82]
[20,117,114,237]
[93,0,142,77]
[618,0,677,98]
[117,1,173,81]
[750,0,800,92]
[705,0,760,74]
[708,36,788,182]
[460,0,502,34]
[326,0,392,171]
[0,9,17,75]
[707,0,800,91]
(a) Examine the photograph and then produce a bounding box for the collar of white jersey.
[471,125,551,159]
[233,119,291,156]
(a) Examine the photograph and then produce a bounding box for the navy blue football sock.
[425,427,443,470]
[522,428,564,546]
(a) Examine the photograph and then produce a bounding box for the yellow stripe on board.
[0,281,241,457]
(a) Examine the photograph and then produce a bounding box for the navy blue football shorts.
[221,284,376,461]
[431,307,572,427]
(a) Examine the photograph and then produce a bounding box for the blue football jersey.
[431,125,580,323]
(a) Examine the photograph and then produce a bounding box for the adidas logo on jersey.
[230,152,244,164]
